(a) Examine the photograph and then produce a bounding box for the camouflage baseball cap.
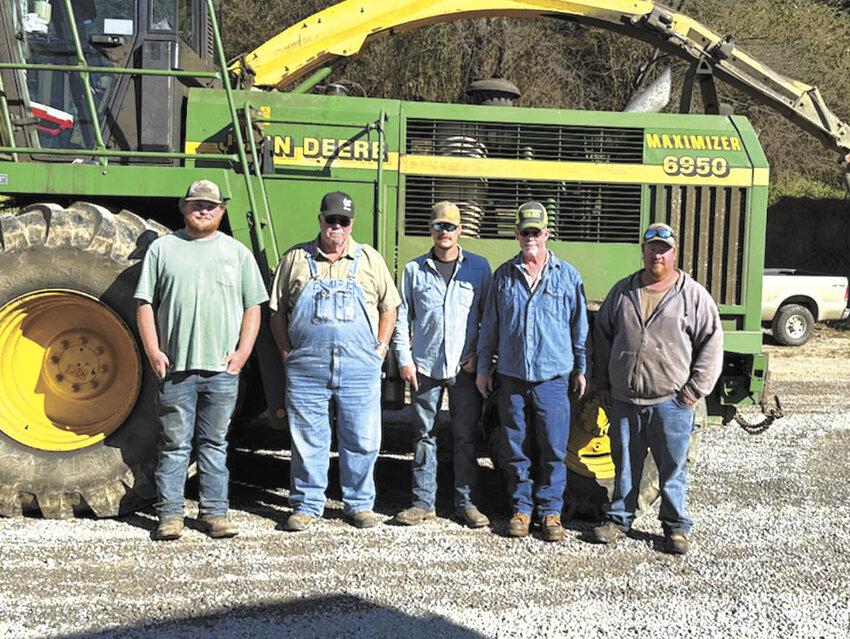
[516,201,548,230]
[183,179,225,204]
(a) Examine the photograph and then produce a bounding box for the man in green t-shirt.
[135,179,268,541]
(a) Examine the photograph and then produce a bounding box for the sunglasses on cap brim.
[643,227,674,241]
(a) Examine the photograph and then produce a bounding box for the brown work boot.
[200,516,239,538]
[154,516,184,541]
[540,514,564,542]
[508,512,531,537]
[665,531,689,555]
[394,506,436,526]
[348,510,380,529]
[455,507,490,528]
[285,511,316,532]
[592,521,625,544]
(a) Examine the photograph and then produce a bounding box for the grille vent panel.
[406,119,644,164]
[650,184,747,306]
[405,176,642,242]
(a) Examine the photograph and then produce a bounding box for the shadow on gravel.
[224,409,511,527]
[54,593,489,639]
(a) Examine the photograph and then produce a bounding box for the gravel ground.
[2,328,849,639]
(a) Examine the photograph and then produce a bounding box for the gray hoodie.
[593,270,723,405]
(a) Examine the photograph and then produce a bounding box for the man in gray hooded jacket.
[591,222,723,554]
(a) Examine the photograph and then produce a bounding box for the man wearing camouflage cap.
[476,201,588,542]
[391,201,493,528]
[135,179,268,541]
[591,222,723,554]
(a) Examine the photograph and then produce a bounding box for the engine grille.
[404,175,642,242]
[650,184,747,306]
[405,119,644,163]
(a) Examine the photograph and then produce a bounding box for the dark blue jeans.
[497,374,570,517]
[155,371,239,521]
[409,371,482,511]
[604,398,696,534]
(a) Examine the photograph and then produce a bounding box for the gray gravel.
[2,331,850,639]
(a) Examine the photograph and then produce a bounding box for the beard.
[185,214,222,236]
[649,262,667,278]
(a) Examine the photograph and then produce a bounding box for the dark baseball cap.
[320,191,355,218]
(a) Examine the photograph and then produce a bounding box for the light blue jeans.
[155,371,239,521]
[409,371,482,511]
[285,344,383,517]
[604,398,696,534]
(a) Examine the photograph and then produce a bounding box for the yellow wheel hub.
[0,289,141,451]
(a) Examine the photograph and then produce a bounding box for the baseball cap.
[320,191,355,218]
[642,222,676,248]
[516,201,548,230]
[430,201,461,226]
[183,179,225,204]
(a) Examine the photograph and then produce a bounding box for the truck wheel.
[0,203,168,518]
[772,303,814,346]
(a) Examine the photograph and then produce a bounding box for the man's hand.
[476,372,493,398]
[223,349,250,375]
[678,390,696,406]
[376,343,388,359]
[400,363,419,391]
[571,373,587,399]
[460,356,477,374]
[147,350,170,380]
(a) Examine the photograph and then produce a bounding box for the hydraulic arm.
[229,0,850,159]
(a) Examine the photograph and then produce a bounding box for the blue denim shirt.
[392,247,492,379]
[477,250,588,382]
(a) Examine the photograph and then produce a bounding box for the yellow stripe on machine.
[401,155,758,187]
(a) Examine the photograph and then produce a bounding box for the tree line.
[221,0,850,200]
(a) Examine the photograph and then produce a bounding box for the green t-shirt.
[134,230,269,372]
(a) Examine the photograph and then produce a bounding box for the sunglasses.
[432,222,458,233]
[519,228,543,237]
[324,215,351,227]
[643,227,674,241]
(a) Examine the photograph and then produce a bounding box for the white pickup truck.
[762,268,850,346]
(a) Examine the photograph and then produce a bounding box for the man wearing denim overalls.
[270,192,400,531]
[477,202,588,542]
[391,201,493,529]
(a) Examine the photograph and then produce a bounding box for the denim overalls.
[284,242,383,517]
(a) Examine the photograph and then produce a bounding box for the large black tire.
[772,303,814,346]
[0,202,167,518]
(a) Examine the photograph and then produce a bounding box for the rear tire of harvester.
[0,203,168,519]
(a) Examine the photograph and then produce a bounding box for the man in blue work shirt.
[392,201,493,528]
[477,201,588,542]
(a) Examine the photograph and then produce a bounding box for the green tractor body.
[0,0,769,518]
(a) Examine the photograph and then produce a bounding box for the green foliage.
[768,177,848,206]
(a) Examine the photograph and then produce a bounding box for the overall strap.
[348,242,362,278]
[301,242,319,278]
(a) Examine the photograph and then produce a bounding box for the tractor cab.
[0,0,218,156]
